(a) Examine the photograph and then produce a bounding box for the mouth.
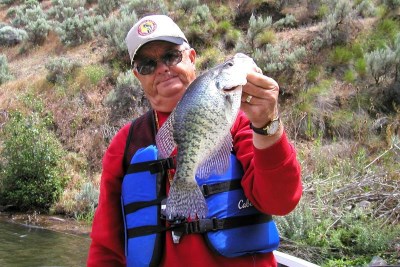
[223,85,241,93]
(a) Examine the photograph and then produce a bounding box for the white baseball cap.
[125,15,189,63]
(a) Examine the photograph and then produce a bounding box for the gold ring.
[246,95,253,103]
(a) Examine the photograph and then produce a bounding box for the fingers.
[240,70,280,126]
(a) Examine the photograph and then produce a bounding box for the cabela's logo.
[238,198,253,210]
[137,20,157,36]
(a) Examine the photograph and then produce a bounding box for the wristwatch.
[250,117,281,136]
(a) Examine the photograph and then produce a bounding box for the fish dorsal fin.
[196,133,233,179]
[156,111,177,158]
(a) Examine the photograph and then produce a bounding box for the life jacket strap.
[124,197,164,215]
[126,157,175,174]
[201,179,242,197]
[127,225,167,238]
[172,213,272,235]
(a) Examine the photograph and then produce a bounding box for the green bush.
[120,0,168,17]
[0,112,67,210]
[96,10,137,59]
[45,56,80,84]
[97,0,119,15]
[47,0,85,23]
[253,42,306,76]
[0,0,16,5]
[273,14,297,29]
[0,54,13,84]
[74,182,99,223]
[366,47,395,84]
[382,0,400,9]
[105,70,149,118]
[25,7,51,45]
[329,46,353,66]
[315,0,357,49]
[0,25,28,46]
[8,1,50,45]
[173,0,199,13]
[237,14,273,54]
[56,8,101,46]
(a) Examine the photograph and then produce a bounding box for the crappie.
[156,53,256,219]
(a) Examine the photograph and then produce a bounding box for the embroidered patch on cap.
[137,20,157,36]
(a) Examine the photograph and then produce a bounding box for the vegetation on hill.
[0,0,399,266]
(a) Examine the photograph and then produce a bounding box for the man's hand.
[241,68,283,149]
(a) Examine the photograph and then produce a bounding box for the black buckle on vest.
[185,217,219,234]
[148,157,175,174]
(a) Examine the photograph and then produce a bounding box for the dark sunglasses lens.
[137,60,156,75]
[136,50,185,75]
[163,51,182,66]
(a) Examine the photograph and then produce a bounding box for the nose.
[154,60,170,74]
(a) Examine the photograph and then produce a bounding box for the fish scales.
[156,53,257,219]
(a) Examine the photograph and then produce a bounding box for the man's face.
[133,41,196,112]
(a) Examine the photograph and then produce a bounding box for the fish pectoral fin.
[196,133,233,179]
[156,111,177,158]
[166,179,208,219]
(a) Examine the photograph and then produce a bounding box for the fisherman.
[87,14,302,267]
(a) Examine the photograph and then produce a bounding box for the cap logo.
[137,20,157,36]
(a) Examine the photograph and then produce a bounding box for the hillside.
[0,0,399,266]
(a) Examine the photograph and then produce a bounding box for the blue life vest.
[121,144,280,267]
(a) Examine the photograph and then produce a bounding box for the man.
[88,15,302,267]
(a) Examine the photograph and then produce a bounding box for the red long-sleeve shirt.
[87,110,302,267]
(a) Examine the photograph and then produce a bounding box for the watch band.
[250,117,280,136]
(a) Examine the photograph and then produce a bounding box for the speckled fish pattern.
[156,53,256,219]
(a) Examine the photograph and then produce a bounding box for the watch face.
[267,120,280,135]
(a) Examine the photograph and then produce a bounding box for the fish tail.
[166,179,208,219]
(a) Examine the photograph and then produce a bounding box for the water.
[0,220,91,267]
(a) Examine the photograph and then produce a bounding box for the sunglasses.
[134,49,190,75]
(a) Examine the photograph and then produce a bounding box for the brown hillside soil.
[0,31,107,82]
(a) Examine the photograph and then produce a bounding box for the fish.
[156,53,257,219]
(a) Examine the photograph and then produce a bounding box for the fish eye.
[225,62,234,67]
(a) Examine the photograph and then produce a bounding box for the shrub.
[45,56,80,84]
[96,10,137,59]
[354,57,367,77]
[79,64,108,85]
[365,47,395,84]
[344,69,356,83]
[173,0,200,13]
[56,8,102,46]
[105,70,149,118]
[97,0,119,15]
[74,182,99,222]
[0,54,13,85]
[273,14,297,29]
[47,0,85,23]
[237,14,273,54]
[0,25,28,46]
[24,6,51,45]
[0,112,67,210]
[0,0,16,4]
[8,1,50,45]
[382,0,400,9]
[315,0,357,49]
[120,0,168,17]
[355,0,376,17]
[329,46,354,69]
[253,42,306,76]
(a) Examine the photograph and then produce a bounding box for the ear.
[133,69,139,78]
[188,48,196,66]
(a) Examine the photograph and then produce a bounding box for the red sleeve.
[87,123,131,267]
[232,111,302,216]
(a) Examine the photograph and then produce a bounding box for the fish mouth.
[223,85,241,93]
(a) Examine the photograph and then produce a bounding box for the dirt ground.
[0,212,92,236]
